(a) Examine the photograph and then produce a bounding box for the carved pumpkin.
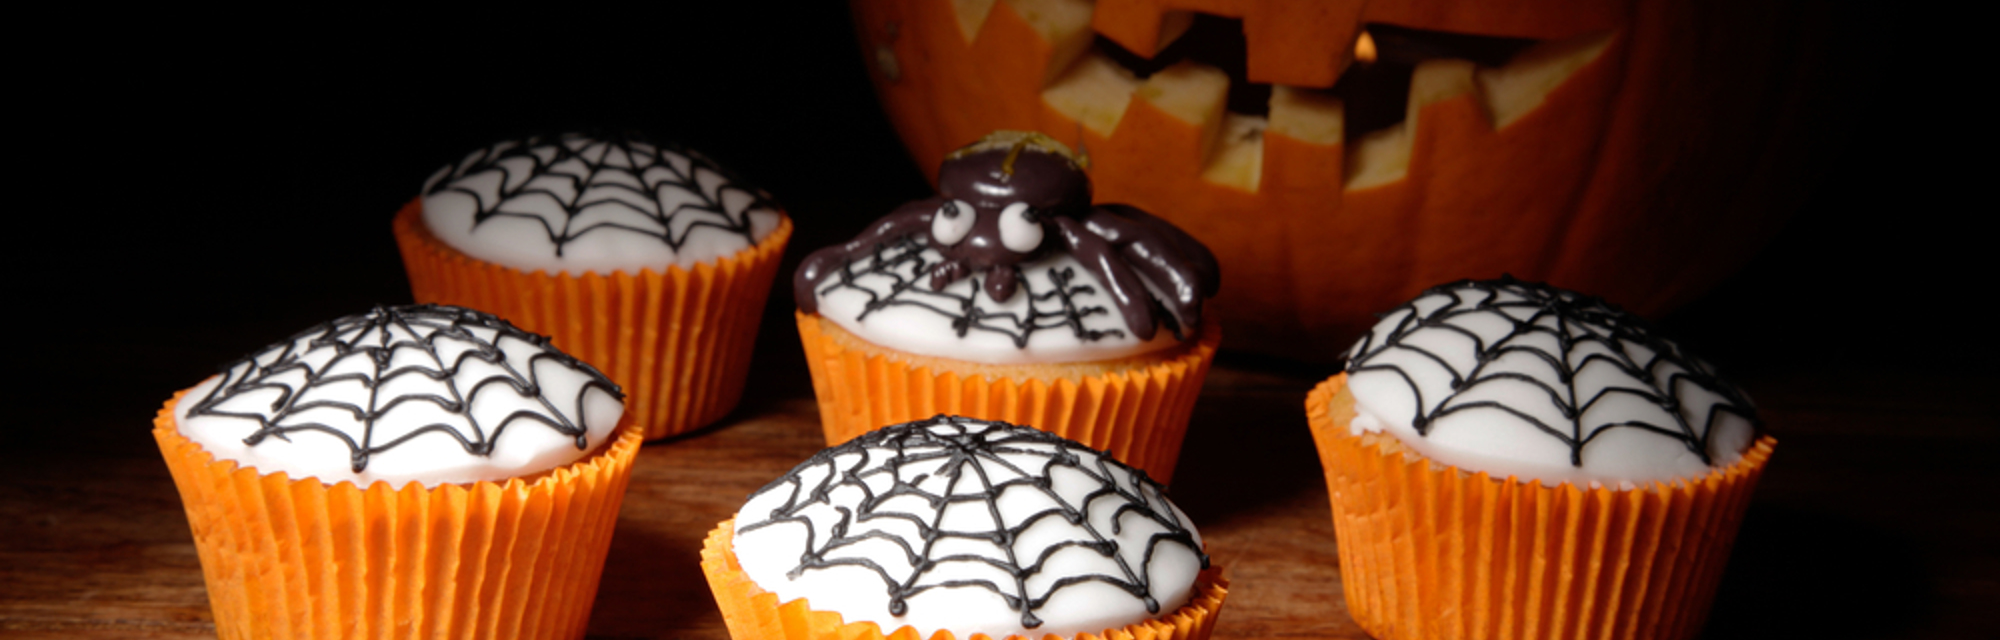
[850,0,1824,360]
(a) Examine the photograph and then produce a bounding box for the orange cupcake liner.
[1306,374,1776,640]
[394,198,792,440]
[699,519,1229,640]
[796,313,1219,483]
[154,390,645,640]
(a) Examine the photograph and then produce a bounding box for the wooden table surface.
[4,329,1994,639]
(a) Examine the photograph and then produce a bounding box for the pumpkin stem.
[1001,140,1026,176]
[949,130,1081,174]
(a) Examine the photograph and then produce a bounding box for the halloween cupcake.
[793,131,1219,482]
[154,304,643,640]
[1307,277,1775,640]
[701,415,1228,640]
[394,132,792,440]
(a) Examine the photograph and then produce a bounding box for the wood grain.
[3,358,1993,639]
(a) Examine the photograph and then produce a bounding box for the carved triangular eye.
[1092,16,1539,141]
[932,199,976,246]
[998,202,1043,253]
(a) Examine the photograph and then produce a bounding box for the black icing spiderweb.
[185,304,622,473]
[815,236,1126,347]
[1344,277,1756,466]
[736,416,1206,630]
[423,132,775,256]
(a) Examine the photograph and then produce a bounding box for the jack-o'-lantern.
[850,0,1827,360]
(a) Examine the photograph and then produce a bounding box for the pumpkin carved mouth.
[928,0,1612,193]
[854,0,1810,362]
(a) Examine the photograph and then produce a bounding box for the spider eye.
[931,199,975,246]
[998,202,1043,253]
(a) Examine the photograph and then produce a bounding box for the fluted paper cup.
[1307,374,1775,640]
[154,390,644,640]
[395,198,791,440]
[796,312,1218,483]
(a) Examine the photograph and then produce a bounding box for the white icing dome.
[421,132,783,274]
[731,416,1207,638]
[811,240,1185,364]
[1343,278,1757,486]
[175,304,625,488]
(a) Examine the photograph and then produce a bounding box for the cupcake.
[394,132,792,440]
[1306,277,1776,640]
[793,131,1220,482]
[701,415,1229,640]
[154,304,644,640]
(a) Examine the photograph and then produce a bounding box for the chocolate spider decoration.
[796,132,1219,341]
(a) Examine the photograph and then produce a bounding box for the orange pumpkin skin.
[851,0,1823,360]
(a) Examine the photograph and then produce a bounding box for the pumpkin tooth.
[1091,0,1194,58]
[1345,59,1475,190]
[1474,31,1613,129]
[1263,85,1345,195]
[1200,113,1266,192]
[1410,59,1478,111]
[1043,51,1145,137]
[1262,86,1347,197]
[1343,120,1407,190]
[1340,32,1609,190]
[999,0,1098,84]
[1240,3,1365,88]
[1269,85,1344,146]
[950,0,999,42]
[1095,0,1359,88]
[1133,60,1230,167]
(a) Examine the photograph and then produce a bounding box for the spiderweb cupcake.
[154,304,643,640]
[394,132,792,439]
[1307,277,1776,640]
[793,131,1219,481]
[701,415,1228,640]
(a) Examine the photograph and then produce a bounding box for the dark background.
[13,4,1965,381]
[13,6,1965,365]
[8,0,1970,473]
[4,4,1982,637]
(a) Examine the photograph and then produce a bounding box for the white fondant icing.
[732,417,1204,639]
[1344,280,1755,486]
[176,306,624,488]
[812,242,1184,364]
[421,133,782,275]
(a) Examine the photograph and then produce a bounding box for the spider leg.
[795,198,943,311]
[982,266,1020,302]
[929,259,971,290]
[1055,216,1158,339]
[1080,204,1220,332]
